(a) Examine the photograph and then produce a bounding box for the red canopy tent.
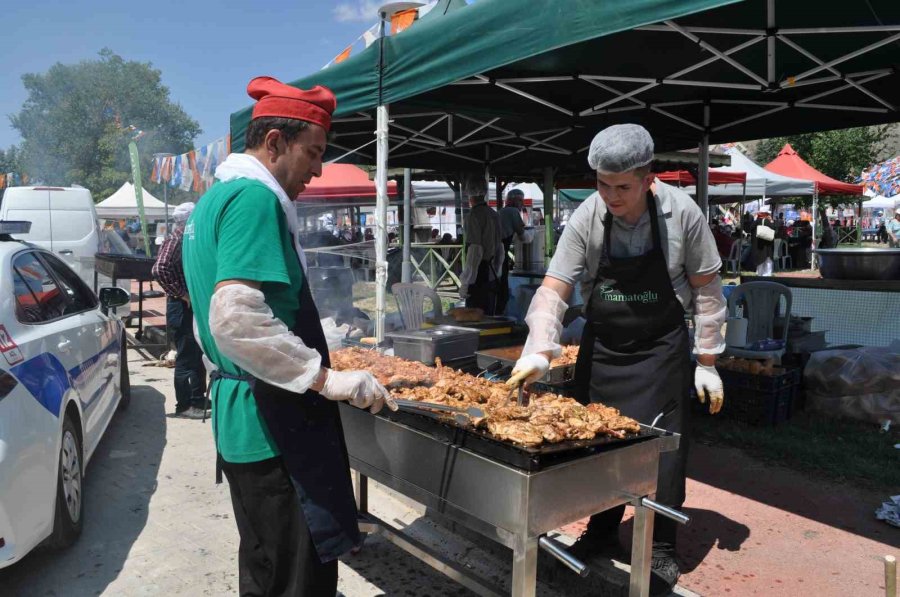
[298,163,397,200]
[655,170,747,186]
[763,144,863,196]
[764,144,864,259]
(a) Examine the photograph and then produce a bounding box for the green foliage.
[0,146,21,174]
[10,49,201,200]
[753,126,890,208]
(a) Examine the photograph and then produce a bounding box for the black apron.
[573,192,691,508]
[211,274,360,563]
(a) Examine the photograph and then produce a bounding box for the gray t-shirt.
[499,206,525,241]
[546,180,721,313]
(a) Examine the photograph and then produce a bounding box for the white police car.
[0,221,131,568]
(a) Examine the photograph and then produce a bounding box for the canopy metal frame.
[327,6,900,341]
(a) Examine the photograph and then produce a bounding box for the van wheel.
[118,339,131,411]
[47,416,84,548]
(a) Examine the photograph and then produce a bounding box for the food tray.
[377,407,654,472]
[387,325,480,365]
[475,346,575,385]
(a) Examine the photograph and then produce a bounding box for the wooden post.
[886,555,897,597]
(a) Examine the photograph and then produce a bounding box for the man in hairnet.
[508,124,727,594]
[458,173,504,314]
[152,202,207,419]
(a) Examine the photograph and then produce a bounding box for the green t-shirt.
[182,178,304,463]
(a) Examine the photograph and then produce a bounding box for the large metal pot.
[814,248,900,280]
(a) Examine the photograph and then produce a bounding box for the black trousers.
[222,457,338,597]
[466,260,499,315]
[166,297,207,410]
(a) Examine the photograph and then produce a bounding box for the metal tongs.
[505,369,531,407]
[394,399,485,425]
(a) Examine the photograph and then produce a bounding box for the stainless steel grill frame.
[341,403,679,597]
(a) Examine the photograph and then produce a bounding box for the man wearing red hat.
[183,76,396,595]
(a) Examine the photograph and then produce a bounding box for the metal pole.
[811,186,819,269]
[766,0,776,87]
[374,12,389,343]
[153,152,174,239]
[402,168,412,283]
[543,166,554,264]
[698,104,711,219]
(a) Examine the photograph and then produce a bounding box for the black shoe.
[172,406,208,420]
[649,554,680,596]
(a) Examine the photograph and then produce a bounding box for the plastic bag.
[320,317,350,352]
[804,345,900,424]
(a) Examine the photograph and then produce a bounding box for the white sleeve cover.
[522,286,568,359]
[459,243,484,286]
[692,275,727,355]
[209,284,323,394]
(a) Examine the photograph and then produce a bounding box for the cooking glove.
[695,364,724,414]
[321,369,398,414]
[507,353,551,388]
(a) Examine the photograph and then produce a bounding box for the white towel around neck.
[214,153,308,270]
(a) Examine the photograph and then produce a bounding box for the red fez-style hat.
[247,76,337,132]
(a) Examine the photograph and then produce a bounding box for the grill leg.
[511,534,538,597]
[629,499,655,597]
[354,470,369,514]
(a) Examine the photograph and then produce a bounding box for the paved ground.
[1,341,895,596]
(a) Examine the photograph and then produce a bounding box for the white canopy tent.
[684,149,815,199]
[862,187,900,211]
[95,182,172,220]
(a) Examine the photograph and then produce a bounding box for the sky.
[0,0,388,149]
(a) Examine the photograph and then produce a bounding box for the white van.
[0,186,101,288]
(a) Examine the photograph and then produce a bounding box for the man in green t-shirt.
[183,76,393,595]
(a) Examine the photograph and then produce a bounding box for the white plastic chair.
[723,241,741,275]
[725,281,792,364]
[391,283,446,330]
[773,239,793,271]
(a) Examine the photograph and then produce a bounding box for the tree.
[0,146,21,174]
[10,49,201,200]
[753,126,890,208]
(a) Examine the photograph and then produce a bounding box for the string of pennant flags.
[323,1,440,69]
[859,154,900,198]
[150,135,231,193]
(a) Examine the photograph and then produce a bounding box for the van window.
[51,210,96,242]
[12,252,67,323]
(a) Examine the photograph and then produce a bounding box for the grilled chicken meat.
[330,348,640,447]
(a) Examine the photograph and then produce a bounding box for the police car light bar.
[0,221,32,235]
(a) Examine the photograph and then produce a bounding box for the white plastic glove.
[695,364,724,414]
[507,353,551,388]
[320,369,397,414]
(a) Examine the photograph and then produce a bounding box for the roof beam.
[636,24,765,36]
[794,71,893,106]
[796,103,889,114]
[781,32,900,85]
[452,117,501,145]
[776,35,895,110]
[650,106,704,132]
[328,140,374,161]
[664,20,769,87]
[779,25,900,34]
[712,105,790,133]
[391,114,449,152]
[474,75,574,116]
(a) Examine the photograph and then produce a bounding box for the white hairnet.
[895,207,900,215]
[587,123,654,174]
[173,202,196,223]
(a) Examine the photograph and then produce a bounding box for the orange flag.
[334,46,352,64]
[391,8,417,35]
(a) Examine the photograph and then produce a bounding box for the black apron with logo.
[211,273,360,563]
[574,192,691,511]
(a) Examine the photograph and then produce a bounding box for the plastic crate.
[718,368,801,426]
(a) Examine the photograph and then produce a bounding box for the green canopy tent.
[230,0,899,344]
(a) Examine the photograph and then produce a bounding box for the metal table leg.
[629,499,655,597]
[355,470,369,514]
[511,534,538,597]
